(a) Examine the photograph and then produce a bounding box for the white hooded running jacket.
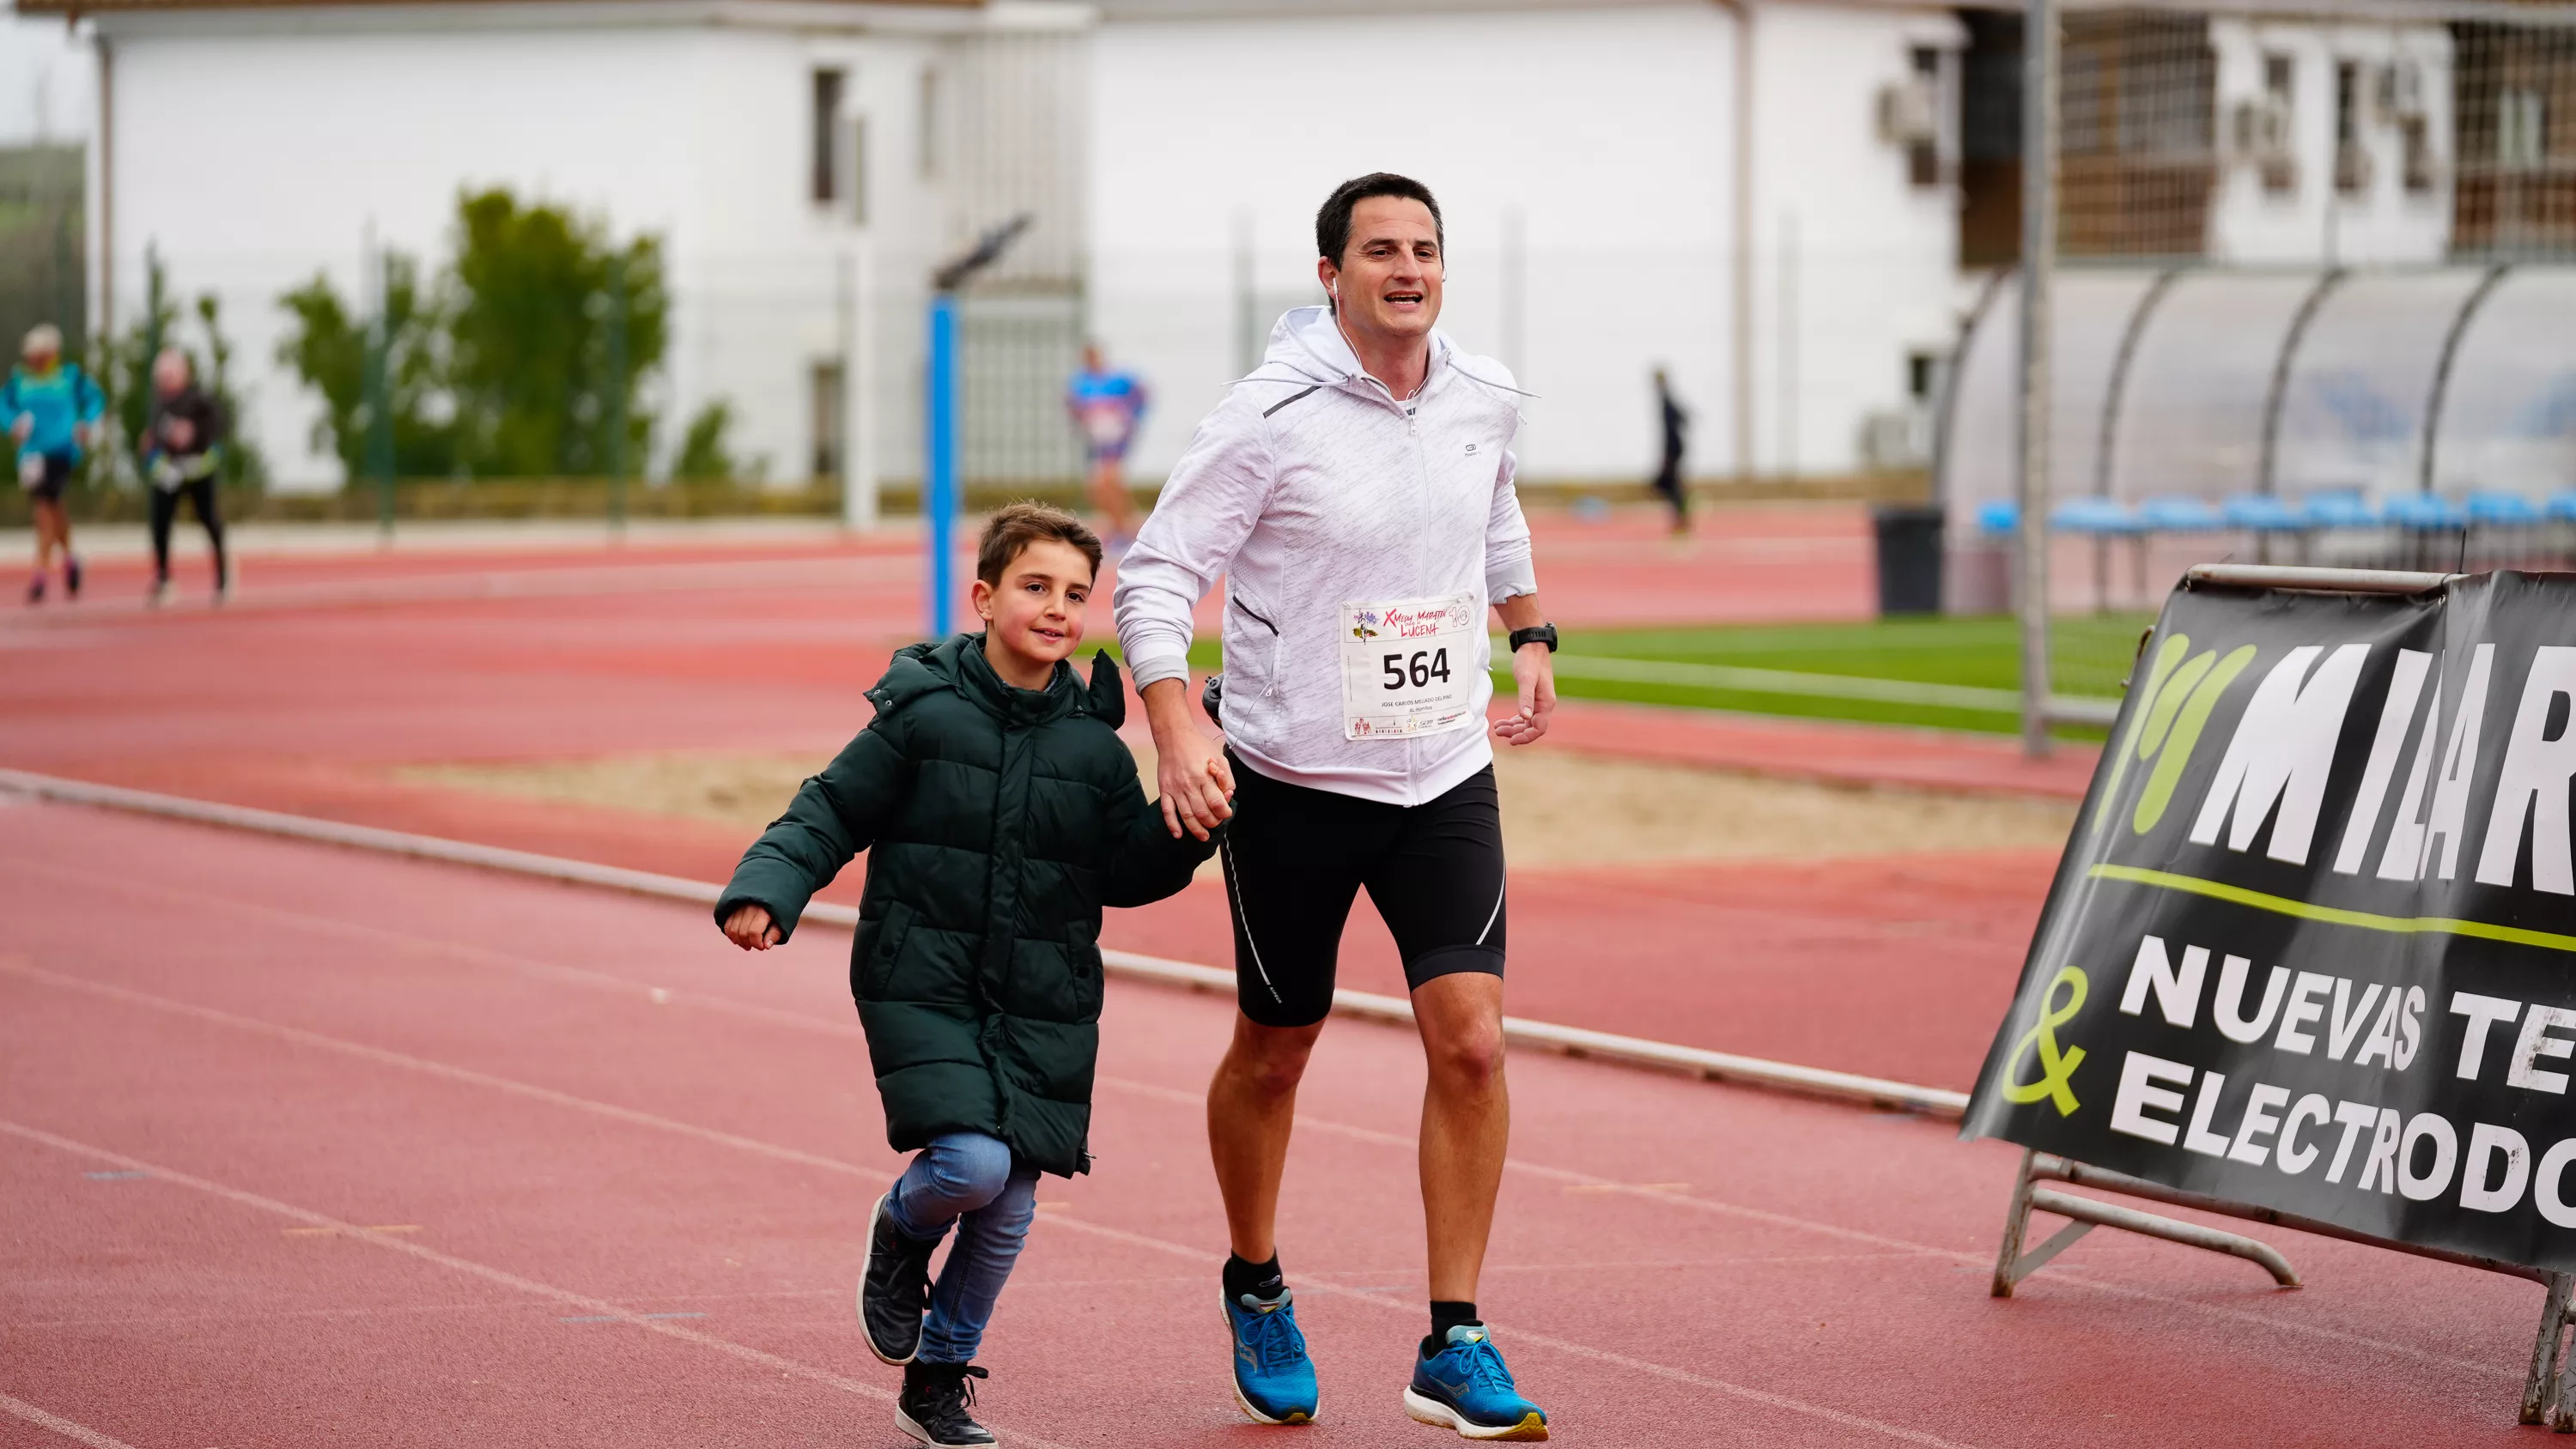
[1113,306,1538,807]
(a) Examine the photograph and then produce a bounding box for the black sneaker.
[858,1191,939,1365]
[896,1361,994,1447]
[63,557,80,599]
[23,574,41,605]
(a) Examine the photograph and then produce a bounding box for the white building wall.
[2207,19,2452,266]
[1089,0,1959,484]
[91,8,952,492]
[1090,3,1743,483]
[1750,1,1963,476]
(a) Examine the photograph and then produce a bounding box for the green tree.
[446,190,666,478]
[276,250,453,481]
[673,399,762,482]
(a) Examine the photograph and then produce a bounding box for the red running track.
[0,507,2076,1094]
[0,802,2544,1447]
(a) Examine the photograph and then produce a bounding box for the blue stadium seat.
[2299,491,2379,529]
[2221,494,2306,532]
[1976,499,2020,536]
[2383,493,2469,530]
[2549,492,2576,524]
[2136,494,2224,531]
[2466,491,2543,527]
[2050,497,2141,534]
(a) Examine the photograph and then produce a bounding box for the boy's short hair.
[976,501,1103,586]
[1315,173,1443,267]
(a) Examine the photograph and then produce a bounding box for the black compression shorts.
[1219,754,1506,1028]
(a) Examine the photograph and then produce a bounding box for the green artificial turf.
[1107,612,2159,739]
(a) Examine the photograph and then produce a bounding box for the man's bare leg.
[33,499,61,574]
[1413,971,1509,1302]
[1207,1011,1326,1262]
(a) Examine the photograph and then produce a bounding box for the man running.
[140,349,231,604]
[1114,173,1558,1442]
[1066,343,1148,547]
[5,324,104,604]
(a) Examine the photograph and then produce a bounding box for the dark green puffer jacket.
[715,634,1212,1177]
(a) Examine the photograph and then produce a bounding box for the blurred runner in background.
[5,324,104,605]
[1066,343,1149,549]
[140,348,231,604]
[1650,366,1690,538]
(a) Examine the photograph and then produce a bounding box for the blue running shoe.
[1404,1325,1547,1441]
[1222,1288,1319,1424]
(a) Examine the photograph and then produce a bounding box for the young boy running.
[5,324,105,604]
[715,502,1221,1447]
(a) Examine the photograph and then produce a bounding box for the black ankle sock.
[1224,1252,1284,1302]
[1424,1300,1481,1356]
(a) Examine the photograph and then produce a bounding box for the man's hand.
[7,415,27,445]
[1492,642,1556,747]
[1142,676,1234,840]
[722,903,781,950]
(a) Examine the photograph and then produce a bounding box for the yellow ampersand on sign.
[2000,966,2088,1117]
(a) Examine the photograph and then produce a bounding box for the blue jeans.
[882,1132,1040,1365]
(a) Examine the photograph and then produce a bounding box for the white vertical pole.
[1501,204,1526,384]
[2016,0,2059,758]
[1778,209,1798,481]
[843,237,879,530]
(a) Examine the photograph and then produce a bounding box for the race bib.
[1339,593,1480,741]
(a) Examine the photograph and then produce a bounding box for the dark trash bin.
[1872,504,1946,616]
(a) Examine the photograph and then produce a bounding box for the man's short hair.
[976,500,1103,586]
[1315,173,1444,267]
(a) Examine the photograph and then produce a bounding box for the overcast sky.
[1,3,94,148]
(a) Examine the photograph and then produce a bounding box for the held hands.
[722,903,782,951]
[1158,740,1235,841]
[1492,642,1557,747]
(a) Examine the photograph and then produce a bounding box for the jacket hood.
[866,634,1123,729]
[1257,306,1531,402]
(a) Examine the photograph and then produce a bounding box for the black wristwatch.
[1508,623,1558,653]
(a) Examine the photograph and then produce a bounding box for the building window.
[1905,45,1944,189]
[918,67,941,180]
[2257,53,2298,197]
[811,68,846,205]
[2333,59,2369,196]
[811,361,846,480]
[2500,88,2546,170]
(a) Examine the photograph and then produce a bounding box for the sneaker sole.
[857,1192,921,1366]
[1218,1301,1316,1425]
[1402,1387,1548,1441]
[894,1406,993,1448]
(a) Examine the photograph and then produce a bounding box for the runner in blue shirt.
[1066,344,1149,548]
[4,324,105,604]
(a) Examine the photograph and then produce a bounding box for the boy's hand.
[723,903,781,950]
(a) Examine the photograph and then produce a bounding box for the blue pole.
[927,291,959,640]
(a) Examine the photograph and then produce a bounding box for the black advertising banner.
[1965,573,2576,1271]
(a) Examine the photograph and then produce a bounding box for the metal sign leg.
[2524,1271,2572,1426]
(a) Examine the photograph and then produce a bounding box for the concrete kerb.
[0,766,1969,1120]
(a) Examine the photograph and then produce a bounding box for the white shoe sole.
[1403,1386,1548,1441]
[858,1192,920,1366]
[894,1406,993,1447]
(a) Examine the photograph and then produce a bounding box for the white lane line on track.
[0,774,1969,1118]
[0,861,2518,1382]
[0,1119,1079,1449]
[0,553,927,626]
[0,956,2514,1399]
[1518,652,2117,714]
[3,961,1997,1448]
[0,1393,143,1449]
[0,856,2515,1386]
